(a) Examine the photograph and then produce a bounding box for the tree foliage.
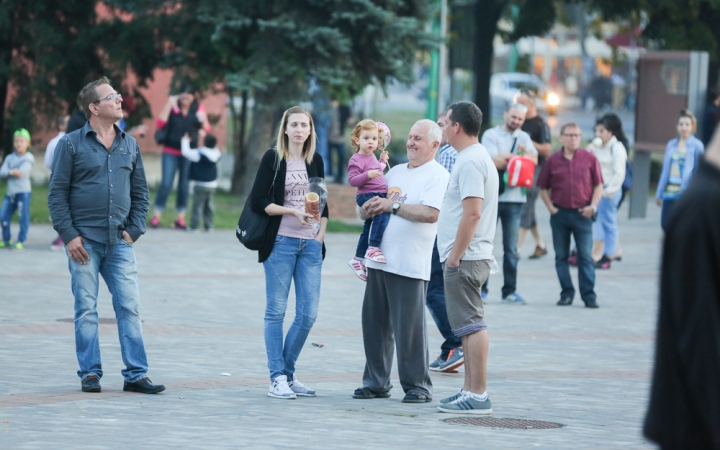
[0,0,163,155]
[133,0,439,193]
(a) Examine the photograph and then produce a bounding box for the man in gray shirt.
[436,101,498,415]
[481,103,537,304]
[49,77,164,395]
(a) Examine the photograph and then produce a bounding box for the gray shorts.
[443,260,491,337]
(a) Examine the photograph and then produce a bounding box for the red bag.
[505,155,536,188]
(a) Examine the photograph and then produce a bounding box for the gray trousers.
[190,185,216,230]
[362,268,432,397]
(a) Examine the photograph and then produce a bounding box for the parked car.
[490,72,560,116]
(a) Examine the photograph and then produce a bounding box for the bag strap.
[268,151,279,198]
[510,137,518,155]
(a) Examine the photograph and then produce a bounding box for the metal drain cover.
[442,417,565,429]
[57,318,117,324]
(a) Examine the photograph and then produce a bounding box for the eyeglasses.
[561,133,582,138]
[93,93,123,104]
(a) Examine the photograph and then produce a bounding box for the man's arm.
[362,197,439,223]
[124,142,150,242]
[48,138,81,243]
[579,183,603,218]
[446,197,483,267]
[540,188,558,215]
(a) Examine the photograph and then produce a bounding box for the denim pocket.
[274,235,285,244]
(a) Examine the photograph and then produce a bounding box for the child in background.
[181,133,222,232]
[347,119,391,281]
[0,128,36,249]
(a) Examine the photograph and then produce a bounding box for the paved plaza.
[0,202,661,449]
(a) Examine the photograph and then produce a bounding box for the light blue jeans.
[263,236,323,381]
[593,189,623,257]
[67,238,149,382]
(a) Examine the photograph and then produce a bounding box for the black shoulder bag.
[236,152,279,250]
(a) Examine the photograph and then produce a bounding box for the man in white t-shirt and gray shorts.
[352,119,450,404]
[436,101,499,415]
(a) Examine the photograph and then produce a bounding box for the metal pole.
[438,0,448,114]
[425,0,442,119]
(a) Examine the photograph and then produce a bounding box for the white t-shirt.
[365,160,450,281]
[44,132,66,171]
[437,143,499,262]
[481,126,537,203]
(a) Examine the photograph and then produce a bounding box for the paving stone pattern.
[0,203,661,449]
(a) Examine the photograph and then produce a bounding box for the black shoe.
[123,377,166,394]
[557,297,573,306]
[402,392,432,403]
[352,387,391,399]
[81,375,101,393]
[594,255,611,270]
[583,299,600,309]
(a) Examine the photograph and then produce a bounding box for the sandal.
[352,387,391,399]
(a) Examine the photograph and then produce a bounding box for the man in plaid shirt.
[427,112,464,373]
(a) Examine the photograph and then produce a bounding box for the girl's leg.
[175,157,192,221]
[283,239,323,379]
[602,190,622,258]
[262,237,299,381]
[153,153,180,218]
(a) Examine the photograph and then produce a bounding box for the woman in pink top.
[150,85,211,229]
[347,119,391,281]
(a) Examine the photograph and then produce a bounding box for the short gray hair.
[416,119,442,145]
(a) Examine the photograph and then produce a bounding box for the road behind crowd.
[0,200,660,449]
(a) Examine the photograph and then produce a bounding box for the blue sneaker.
[437,392,492,415]
[431,347,464,373]
[501,293,526,305]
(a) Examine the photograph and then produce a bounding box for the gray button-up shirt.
[48,122,149,245]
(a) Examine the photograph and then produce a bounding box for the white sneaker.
[268,375,297,399]
[288,376,316,397]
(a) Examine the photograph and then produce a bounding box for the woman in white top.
[588,114,627,269]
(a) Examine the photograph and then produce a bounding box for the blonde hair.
[275,106,316,164]
[678,109,697,133]
[350,119,379,153]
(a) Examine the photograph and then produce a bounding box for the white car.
[490,72,560,115]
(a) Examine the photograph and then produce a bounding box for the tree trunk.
[242,90,279,196]
[230,89,251,195]
[472,0,505,131]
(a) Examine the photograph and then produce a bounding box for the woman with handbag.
[150,85,211,230]
[248,105,329,399]
[656,110,704,232]
[588,114,628,269]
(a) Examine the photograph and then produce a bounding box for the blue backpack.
[611,142,633,191]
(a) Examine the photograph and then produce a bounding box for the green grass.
[3,183,358,231]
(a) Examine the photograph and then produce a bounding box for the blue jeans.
[494,202,523,298]
[327,142,346,180]
[660,198,677,233]
[67,238,149,382]
[1,192,31,244]
[550,208,596,302]
[593,189,622,256]
[263,236,323,381]
[154,152,191,213]
[427,240,462,359]
[355,193,390,258]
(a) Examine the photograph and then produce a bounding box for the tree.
[149,0,438,194]
[468,0,557,126]
[576,0,720,93]
[0,1,163,155]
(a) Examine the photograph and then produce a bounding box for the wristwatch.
[392,202,401,215]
